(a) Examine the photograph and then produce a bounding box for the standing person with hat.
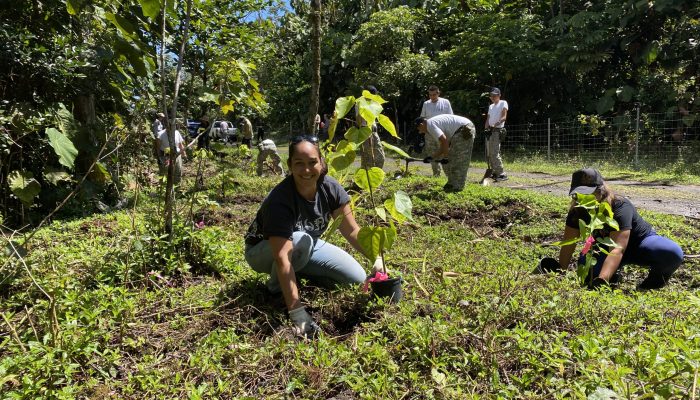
[484,87,508,182]
[415,114,476,192]
[557,168,684,290]
[420,85,454,177]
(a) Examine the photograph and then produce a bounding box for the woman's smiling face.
[289,141,323,188]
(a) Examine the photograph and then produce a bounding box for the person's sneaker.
[493,174,508,182]
[637,274,667,291]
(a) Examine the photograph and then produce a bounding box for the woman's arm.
[597,229,630,281]
[269,236,301,311]
[558,226,580,269]
[333,203,366,258]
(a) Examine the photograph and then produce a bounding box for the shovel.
[403,157,448,175]
[480,130,493,186]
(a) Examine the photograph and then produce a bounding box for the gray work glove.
[289,306,320,338]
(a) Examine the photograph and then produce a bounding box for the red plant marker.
[582,236,595,255]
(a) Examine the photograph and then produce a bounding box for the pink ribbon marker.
[582,236,595,255]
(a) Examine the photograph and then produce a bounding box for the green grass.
[492,151,700,185]
[1,157,699,399]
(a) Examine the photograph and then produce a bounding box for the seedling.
[553,193,621,286]
[322,90,413,301]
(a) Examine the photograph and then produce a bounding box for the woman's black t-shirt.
[565,196,653,250]
[244,175,350,247]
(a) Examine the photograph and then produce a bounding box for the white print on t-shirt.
[295,214,330,234]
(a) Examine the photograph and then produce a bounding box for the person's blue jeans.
[245,232,366,293]
[579,232,683,283]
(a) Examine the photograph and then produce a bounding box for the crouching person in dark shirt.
[244,135,367,337]
[557,168,683,290]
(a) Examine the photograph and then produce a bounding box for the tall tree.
[307,0,322,134]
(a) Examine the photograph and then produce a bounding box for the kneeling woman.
[557,168,683,290]
[244,136,368,336]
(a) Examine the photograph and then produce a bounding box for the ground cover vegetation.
[2,0,700,397]
[1,147,700,397]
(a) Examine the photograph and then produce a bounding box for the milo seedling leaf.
[362,90,387,105]
[596,237,620,248]
[356,97,383,126]
[353,167,385,192]
[358,226,382,261]
[552,237,578,246]
[335,96,355,120]
[345,126,372,145]
[330,150,356,171]
[377,114,398,138]
[381,141,410,158]
[392,191,412,220]
[375,206,387,221]
[384,198,405,223]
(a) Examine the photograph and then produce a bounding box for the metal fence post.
[635,103,640,167]
[547,118,551,160]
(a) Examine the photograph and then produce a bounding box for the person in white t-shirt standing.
[157,123,187,185]
[420,85,453,177]
[484,87,508,181]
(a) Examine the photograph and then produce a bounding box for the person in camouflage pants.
[415,114,475,192]
[256,139,284,176]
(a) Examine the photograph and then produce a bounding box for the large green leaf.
[385,191,413,223]
[8,170,41,206]
[328,114,340,142]
[344,126,372,145]
[66,0,81,15]
[335,96,355,120]
[358,226,395,261]
[358,226,382,261]
[381,141,410,158]
[378,114,398,138]
[392,190,412,220]
[330,149,356,171]
[46,128,78,169]
[354,167,385,192]
[363,90,387,105]
[106,13,137,38]
[138,0,161,19]
[356,97,383,126]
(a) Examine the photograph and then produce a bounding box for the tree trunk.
[162,0,194,236]
[307,0,322,135]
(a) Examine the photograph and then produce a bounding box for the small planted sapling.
[553,193,621,287]
[322,89,412,302]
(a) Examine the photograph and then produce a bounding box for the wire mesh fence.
[494,109,700,170]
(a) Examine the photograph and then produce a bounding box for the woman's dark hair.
[287,135,327,177]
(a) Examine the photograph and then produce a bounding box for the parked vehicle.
[210,120,238,142]
[186,120,202,138]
